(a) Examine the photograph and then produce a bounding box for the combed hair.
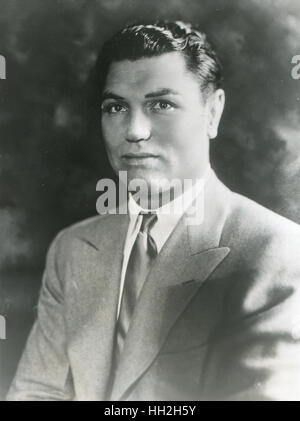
[93,20,223,100]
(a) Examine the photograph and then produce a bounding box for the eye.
[151,100,175,112]
[102,103,128,114]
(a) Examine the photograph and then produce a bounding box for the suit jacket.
[7,171,300,401]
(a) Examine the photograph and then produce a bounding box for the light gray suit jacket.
[7,171,300,400]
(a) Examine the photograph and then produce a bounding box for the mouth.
[122,153,159,159]
[121,153,160,166]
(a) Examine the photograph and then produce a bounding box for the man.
[7,21,300,401]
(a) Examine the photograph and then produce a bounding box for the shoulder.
[43,211,129,285]
[47,211,128,262]
[219,187,300,284]
[223,190,300,254]
[218,189,300,320]
[51,214,108,248]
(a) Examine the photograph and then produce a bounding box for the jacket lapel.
[66,213,129,399]
[111,172,232,400]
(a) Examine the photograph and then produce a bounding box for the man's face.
[101,52,212,194]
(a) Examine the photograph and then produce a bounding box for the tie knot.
[140,211,157,233]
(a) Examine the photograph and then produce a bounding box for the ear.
[206,89,225,139]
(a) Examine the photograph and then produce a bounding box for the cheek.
[180,112,207,137]
[101,118,122,151]
[155,114,206,154]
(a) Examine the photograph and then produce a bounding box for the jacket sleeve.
[201,247,300,401]
[6,231,74,401]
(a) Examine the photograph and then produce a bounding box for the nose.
[125,109,151,143]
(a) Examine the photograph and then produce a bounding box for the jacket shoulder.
[52,211,124,246]
[219,190,300,321]
[56,213,106,239]
[223,191,300,248]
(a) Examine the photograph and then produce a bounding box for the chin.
[126,167,156,181]
[135,177,175,202]
[128,170,166,186]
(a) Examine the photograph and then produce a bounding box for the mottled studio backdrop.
[0,0,300,399]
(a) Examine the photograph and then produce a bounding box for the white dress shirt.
[117,166,212,319]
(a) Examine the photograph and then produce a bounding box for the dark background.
[0,0,300,400]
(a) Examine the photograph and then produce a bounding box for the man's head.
[96,21,225,202]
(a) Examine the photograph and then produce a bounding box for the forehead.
[103,52,200,97]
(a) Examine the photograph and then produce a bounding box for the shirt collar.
[128,165,212,252]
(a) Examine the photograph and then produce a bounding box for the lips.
[122,153,159,159]
[121,152,160,167]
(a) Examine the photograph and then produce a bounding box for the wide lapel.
[66,212,129,399]
[111,172,232,400]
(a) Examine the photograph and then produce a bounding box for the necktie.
[116,211,158,357]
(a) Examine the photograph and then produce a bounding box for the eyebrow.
[101,88,180,102]
[101,91,125,102]
[144,88,180,98]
